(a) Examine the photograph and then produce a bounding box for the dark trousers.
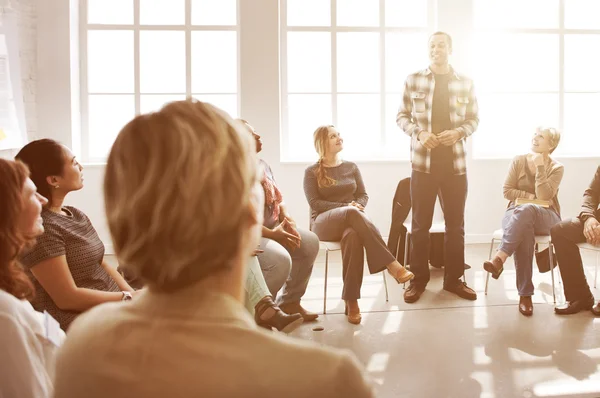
[410,170,467,287]
[550,218,594,302]
[312,206,395,300]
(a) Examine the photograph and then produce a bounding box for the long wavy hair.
[0,159,35,300]
[313,125,337,188]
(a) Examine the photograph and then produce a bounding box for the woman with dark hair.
[304,125,414,324]
[0,158,64,398]
[16,139,137,330]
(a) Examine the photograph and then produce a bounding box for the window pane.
[192,0,237,26]
[140,31,186,93]
[386,33,428,92]
[385,94,410,160]
[287,94,332,160]
[140,94,186,114]
[88,95,135,158]
[287,0,331,26]
[385,0,427,27]
[559,94,600,157]
[193,94,238,118]
[288,32,331,93]
[565,35,600,92]
[192,32,237,93]
[337,94,380,158]
[565,0,600,29]
[88,0,133,25]
[140,0,185,25]
[473,34,558,93]
[88,31,134,93]
[473,94,558,158]
[337,0,379,27]
[337,33,379,92]
[474,0,558,29]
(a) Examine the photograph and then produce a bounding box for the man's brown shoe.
[279,301,319,322]
[443,281,477,301]
[591,301,600,317]
[519,296,533,316]
[483,257,504,280]
[404,283,426,303]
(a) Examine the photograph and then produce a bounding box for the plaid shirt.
[396,67,479,175]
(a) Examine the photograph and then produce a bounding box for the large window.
[281,0,432,161]
[472,0,600,158]
[82,0,238,161]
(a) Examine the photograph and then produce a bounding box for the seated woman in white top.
[0,158,65,398]
[53,100,374,398]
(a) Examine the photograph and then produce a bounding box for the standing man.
[397,32,479,303]
[552,166,600,316]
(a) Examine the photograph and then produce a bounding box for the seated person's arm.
[353,165,369,208]
[580,166,600,222]
[101,258,135,292]
[303,168,348,213]
[30,256,123,312]
[503,156,535,201]
[534,163,564,201]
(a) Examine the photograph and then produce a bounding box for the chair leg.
[594,251,599,289]
[323,249,329,315]
[484,238,496,295]
[549,242,556,304]
[382,272,389,302]
[403,232,411,289]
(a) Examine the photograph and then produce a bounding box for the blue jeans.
[499,204,561,296]
[257,227,319,305]
[244,256,271,315]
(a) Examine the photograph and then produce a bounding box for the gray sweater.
[304,161,368,223]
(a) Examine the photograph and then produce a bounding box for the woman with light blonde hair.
[484,126,563,316]
[304,125,414,324]
[53,101,374,398]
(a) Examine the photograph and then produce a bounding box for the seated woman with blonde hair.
[53,101,374,398]
[0,158,65,398]
[483,127,563,316]
[304,125,414,325]
[16,139,138,331]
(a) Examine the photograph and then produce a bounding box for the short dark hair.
[15,139,65,207]
[430,31,452,49]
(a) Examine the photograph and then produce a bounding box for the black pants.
[550,218,594,302]
[410,170,467,287]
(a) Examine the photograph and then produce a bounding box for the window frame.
[80,0,240,163]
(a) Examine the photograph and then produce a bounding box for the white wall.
[0,0,36,159]
[34,0,599,253]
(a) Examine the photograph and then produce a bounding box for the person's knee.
[344,206,362,220]
[258,248,292,283]
[514,203,537,217]
[301,230,320,258]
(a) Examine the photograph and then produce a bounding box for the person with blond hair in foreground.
[52,100,374,398]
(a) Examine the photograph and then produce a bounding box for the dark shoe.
[255,297,304,333]
[444,281,477,301]
[591,302,600,316]
[555,296,595,315]
[404,282,426,303]
[279,301,319,322]
[519,296,533,316]
[483,257,504,280]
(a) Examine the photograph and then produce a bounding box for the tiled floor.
[289,244,600,398]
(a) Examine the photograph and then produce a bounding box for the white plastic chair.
[577,242,600,288]
[484,229,557,303]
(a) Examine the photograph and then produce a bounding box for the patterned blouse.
[20,207,119,330]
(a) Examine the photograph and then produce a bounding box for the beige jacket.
[503,154,564,215]
[53,289,374,398]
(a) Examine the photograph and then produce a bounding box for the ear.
[46,175,59,187]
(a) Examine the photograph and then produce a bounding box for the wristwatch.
[121,291,133,301]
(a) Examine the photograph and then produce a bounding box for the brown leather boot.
[483,257,504,279]
[279,301,319,322]
[519,296,533,316]
[254,297,303,333]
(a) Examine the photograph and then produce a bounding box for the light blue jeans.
[498,204,561,296]
[244,256,271,315]
[257,227,319,305]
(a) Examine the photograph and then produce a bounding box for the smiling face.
[428,33,452,67]
[531,128,553,154]
[19,178,48,237]
[326,127,343,156]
